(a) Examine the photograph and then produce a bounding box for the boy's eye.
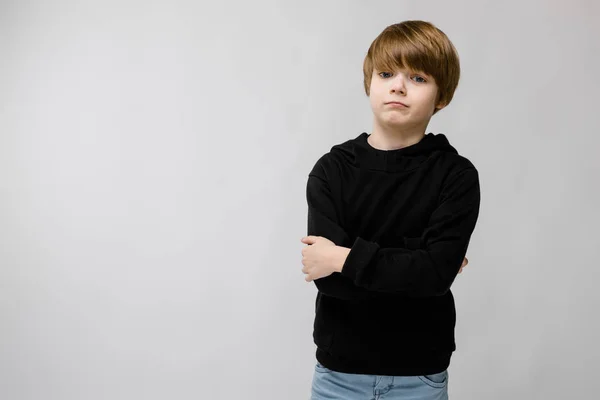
[378,71,427,83]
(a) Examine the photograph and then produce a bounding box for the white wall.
[1,0,599,399]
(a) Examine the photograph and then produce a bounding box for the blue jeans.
[311,362,449,400]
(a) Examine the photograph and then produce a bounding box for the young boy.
[300,20,480,399]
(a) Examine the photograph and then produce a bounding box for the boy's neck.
[367,122,427,151]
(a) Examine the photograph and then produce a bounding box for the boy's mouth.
[385,101,408,108]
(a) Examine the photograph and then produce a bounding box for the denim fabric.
[311,362,449,400]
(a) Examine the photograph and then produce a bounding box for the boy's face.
[369,67,446,130]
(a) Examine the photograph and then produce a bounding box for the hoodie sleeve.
[305,158,439,300]
[306,170,372,301]
[339,167,481,298]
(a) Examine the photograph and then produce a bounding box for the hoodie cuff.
[340,236,380,283]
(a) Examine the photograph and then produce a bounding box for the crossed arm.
[304,166,480,300]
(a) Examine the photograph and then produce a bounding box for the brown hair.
[363,21,460,114]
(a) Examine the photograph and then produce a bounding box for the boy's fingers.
[458,257,470,273]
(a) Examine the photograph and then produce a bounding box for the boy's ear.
[435,100,447,112]
[432,100,447,116]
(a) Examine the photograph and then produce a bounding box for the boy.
[300,20,480,400]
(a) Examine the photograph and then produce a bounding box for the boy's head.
[363,21,460,128]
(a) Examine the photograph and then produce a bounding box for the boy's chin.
[377,115,420,129]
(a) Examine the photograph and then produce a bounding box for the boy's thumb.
[301,236,314,244]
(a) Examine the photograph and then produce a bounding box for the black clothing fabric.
[306,131,481,376]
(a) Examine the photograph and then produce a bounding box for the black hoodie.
[306,131,481,376]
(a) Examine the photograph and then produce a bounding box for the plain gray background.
[1,0,599,399]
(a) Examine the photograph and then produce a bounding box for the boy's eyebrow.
[376,67,429,76]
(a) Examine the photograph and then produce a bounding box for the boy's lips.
[385,101,408,107]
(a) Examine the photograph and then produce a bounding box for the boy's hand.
[300,236,341,282]
[459,257,468,273]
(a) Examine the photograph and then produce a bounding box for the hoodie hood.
[330,132,458,172]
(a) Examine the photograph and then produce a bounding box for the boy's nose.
[390,77,406,94]
[390,85,406,95]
